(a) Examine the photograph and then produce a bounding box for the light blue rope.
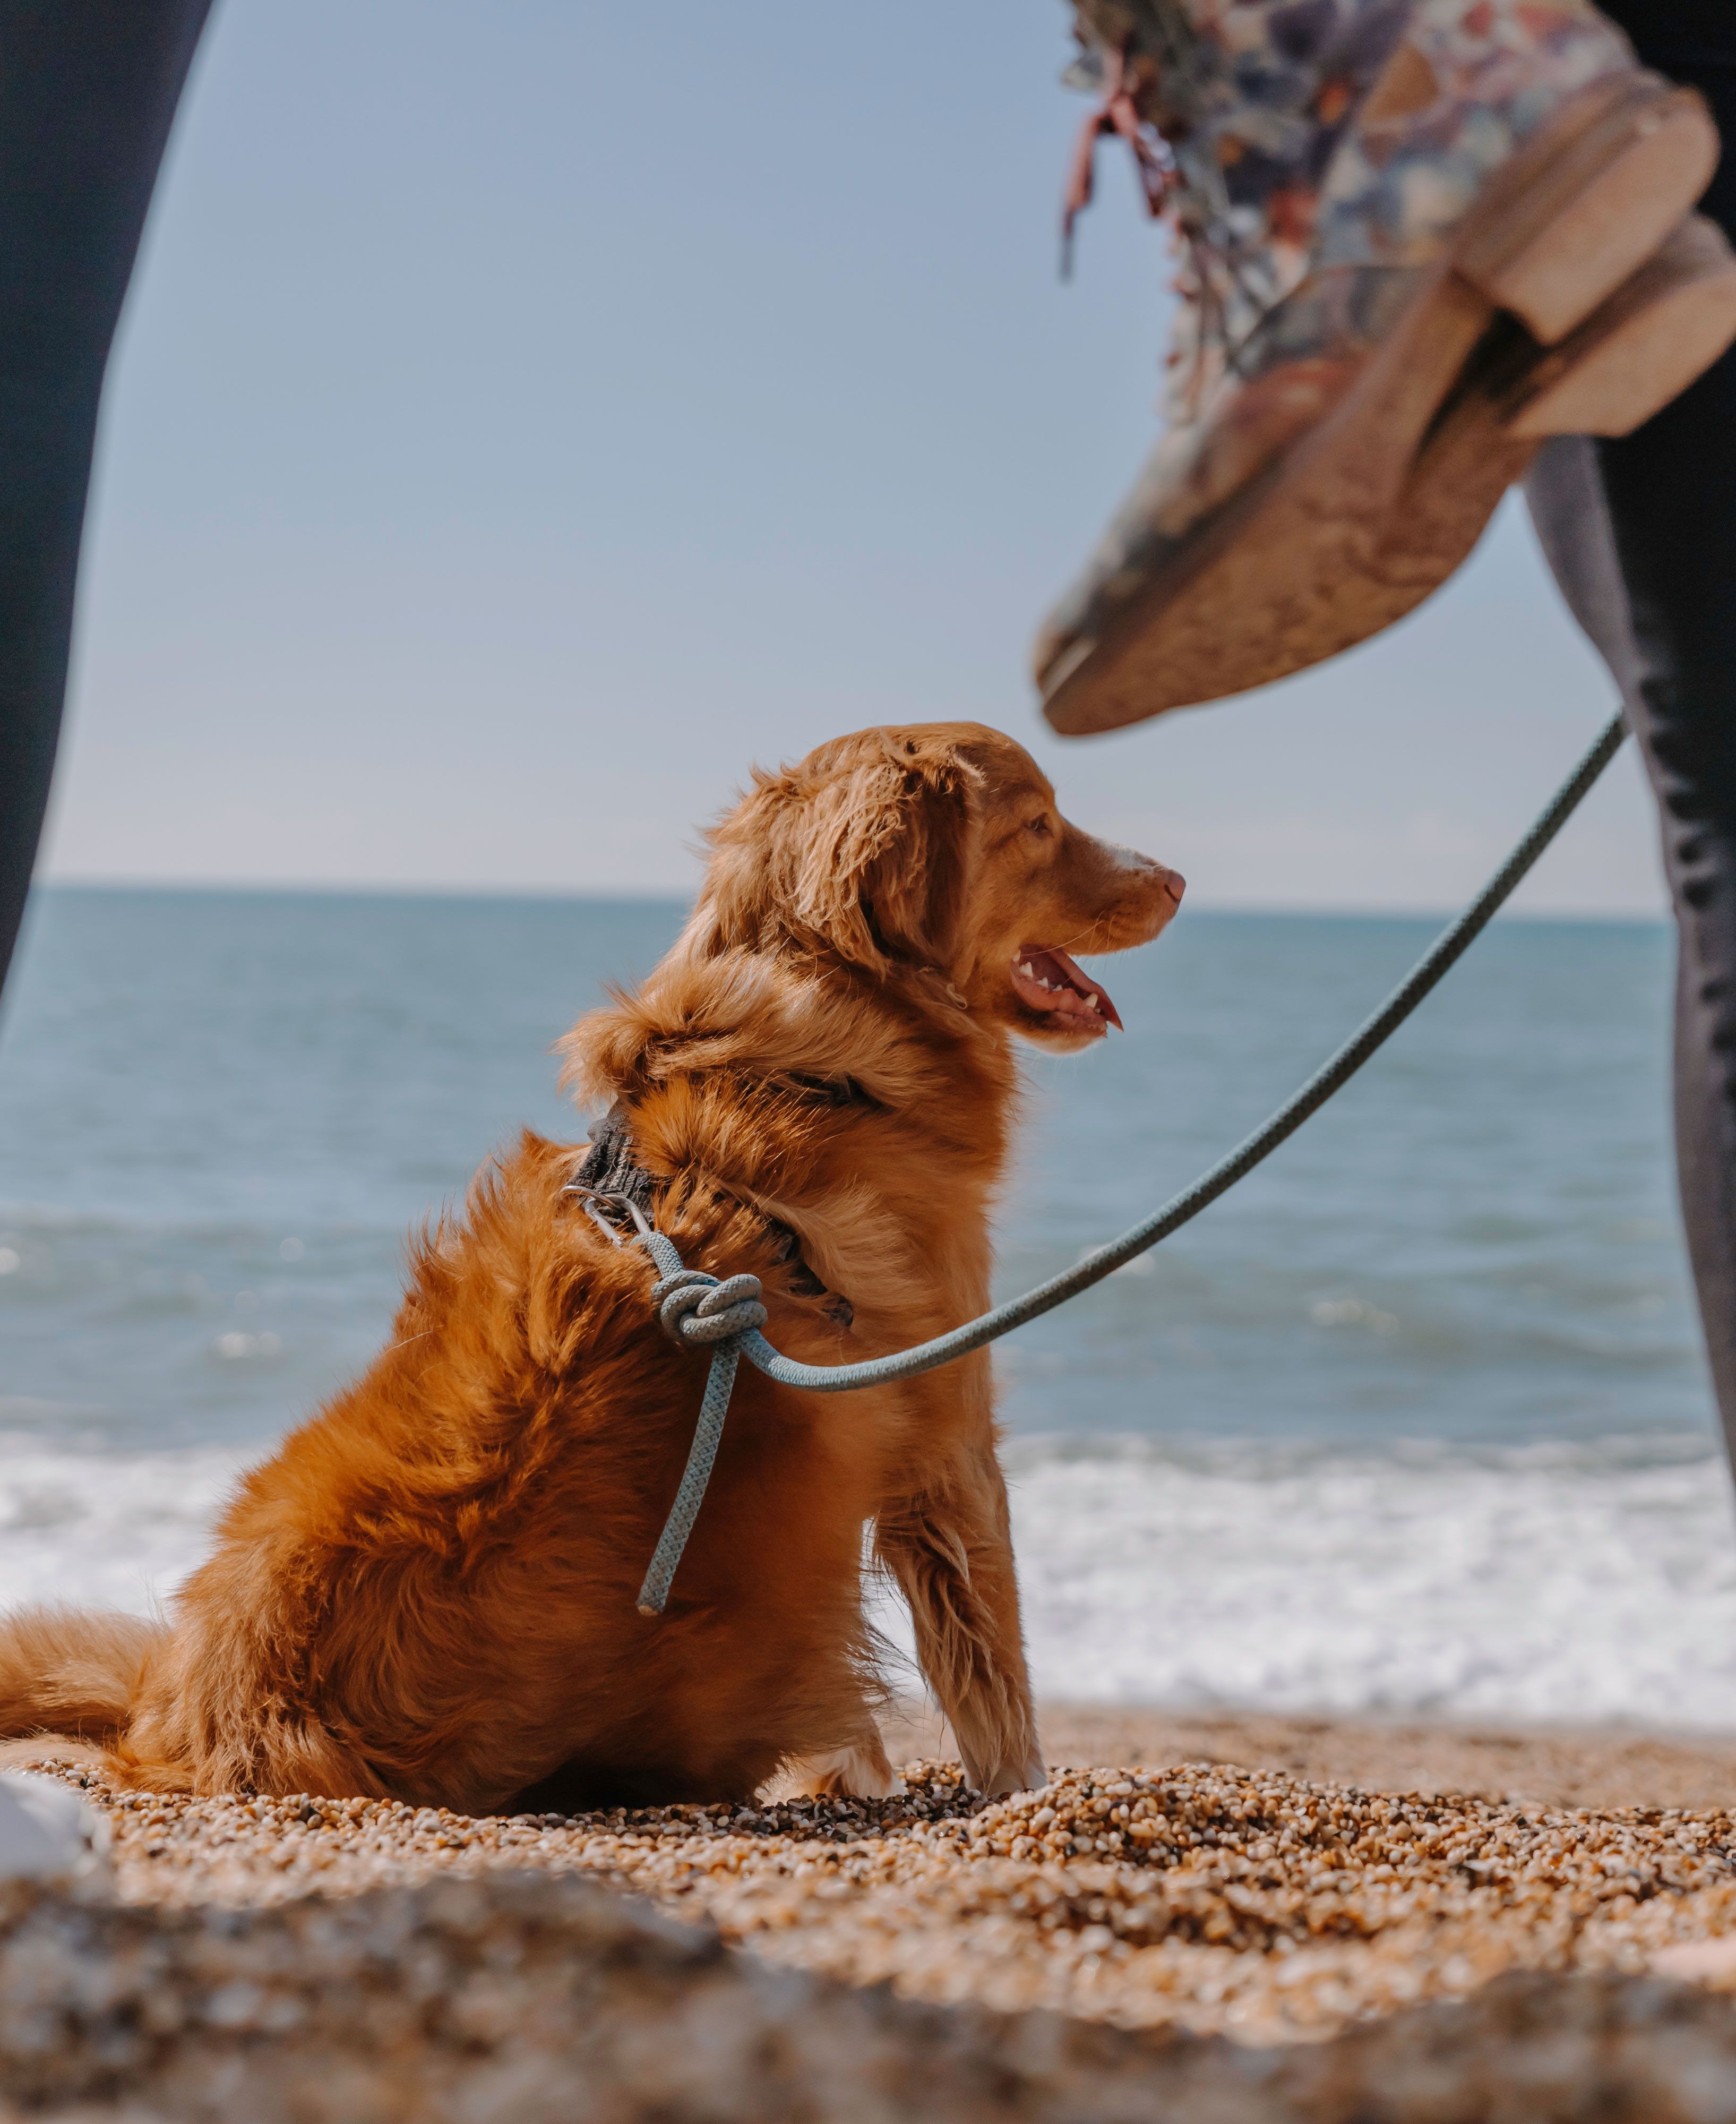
[625,712,1627,1612]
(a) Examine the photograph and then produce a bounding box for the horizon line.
[28,878,1671,926]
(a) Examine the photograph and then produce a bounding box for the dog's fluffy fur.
[0,724,1180,1808]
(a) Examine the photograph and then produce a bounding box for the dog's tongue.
[1011,946,1123,1030]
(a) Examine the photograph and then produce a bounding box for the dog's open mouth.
[1010,947,1123,1031]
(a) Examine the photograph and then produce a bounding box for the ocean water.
[1,887,1731,1727]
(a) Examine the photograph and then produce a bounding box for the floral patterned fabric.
[1318,0,1637,268]
[1068,0,1634,412]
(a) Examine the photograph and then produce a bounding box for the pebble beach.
[8,1706,1736,2119]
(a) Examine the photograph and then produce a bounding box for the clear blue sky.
[39,0,1660,914]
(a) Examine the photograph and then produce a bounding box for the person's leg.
[1525,5,1736,1448]
[0,0,213,1007]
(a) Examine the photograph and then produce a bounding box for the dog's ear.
[690,730,980,974]
[797,732,978,971]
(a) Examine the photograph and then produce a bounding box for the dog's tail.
[0,1605,164,1769]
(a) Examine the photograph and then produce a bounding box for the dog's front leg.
[876,1452,1046,1798]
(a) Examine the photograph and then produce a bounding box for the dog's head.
[685,722,1183,1049]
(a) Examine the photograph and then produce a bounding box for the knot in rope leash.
[562,1186,768,1616]
[572,714,1627,1621]
[651,1269,769,1347]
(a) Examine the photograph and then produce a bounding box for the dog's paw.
[781,1743,906,1801]
[964,1754,1050,1800]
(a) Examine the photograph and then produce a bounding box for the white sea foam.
[1002,1435,1736,1729]
[4,1428,1735,1736]
[0,1436,247,1619]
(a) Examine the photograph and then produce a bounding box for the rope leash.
[578,712,1628,1614]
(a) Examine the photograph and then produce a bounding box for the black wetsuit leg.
[1524,2,1736,1448]
[0,0,212,1007]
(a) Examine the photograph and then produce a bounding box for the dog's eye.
[1026,816,1053,839]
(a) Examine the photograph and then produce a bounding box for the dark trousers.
[0,0,212,1004]
[1526,1,1736,1451]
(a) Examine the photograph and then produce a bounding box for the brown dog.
[0,724,1181,1810]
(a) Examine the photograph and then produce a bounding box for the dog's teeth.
[1085,994,1099,1012]
[1019,962,1034,978]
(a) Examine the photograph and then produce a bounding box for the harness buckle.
[563,1181,656,1248]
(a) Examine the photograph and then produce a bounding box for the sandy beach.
[5,1705,1736,2118]
[891,1702,1736,1813]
